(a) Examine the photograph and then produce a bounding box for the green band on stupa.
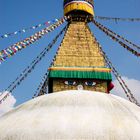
[49,70,112,80]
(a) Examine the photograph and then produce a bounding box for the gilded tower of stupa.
[48,0,113,93]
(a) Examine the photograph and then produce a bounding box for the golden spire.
[47,0,113,94]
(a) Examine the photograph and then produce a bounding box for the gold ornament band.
[49,67,111,72]
[64,2,94,16]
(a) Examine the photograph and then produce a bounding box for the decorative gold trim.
[49,67,111,72]
[64,2,94,16]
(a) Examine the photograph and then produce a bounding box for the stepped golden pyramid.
[48,0,113,93]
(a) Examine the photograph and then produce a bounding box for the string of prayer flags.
[95,16,140,22]
[33,25,68,98]
[0,18,61,40]
[92,20,140,57]
[0,16,69,64]
[97,23,140,50]
[0,91,10,105]
[94,37,140,106]
[0,25,67,105]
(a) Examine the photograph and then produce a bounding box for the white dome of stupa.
[0,90,140,140]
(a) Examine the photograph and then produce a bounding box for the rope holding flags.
[0,91,11,104]
[87,26,140,106]
[0,25,68,105]
[92,19,140,57]
[1,16,140,40]
[32,24,69,98]
[32,73,49,98]
[0,16,69,64]
[93,39,140,106]
[0,18,60,40]
[94,20,140,51]
[95,16,140,22]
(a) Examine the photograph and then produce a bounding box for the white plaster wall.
[0,90,140,140]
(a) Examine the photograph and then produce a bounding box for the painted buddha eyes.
[64,81,96,86]
[65,81,76,86]
[85,81,96,86]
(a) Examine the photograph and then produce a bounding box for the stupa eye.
[65,81,77,86]
[85,81,96,86]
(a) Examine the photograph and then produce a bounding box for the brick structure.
[47,0,113,93]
